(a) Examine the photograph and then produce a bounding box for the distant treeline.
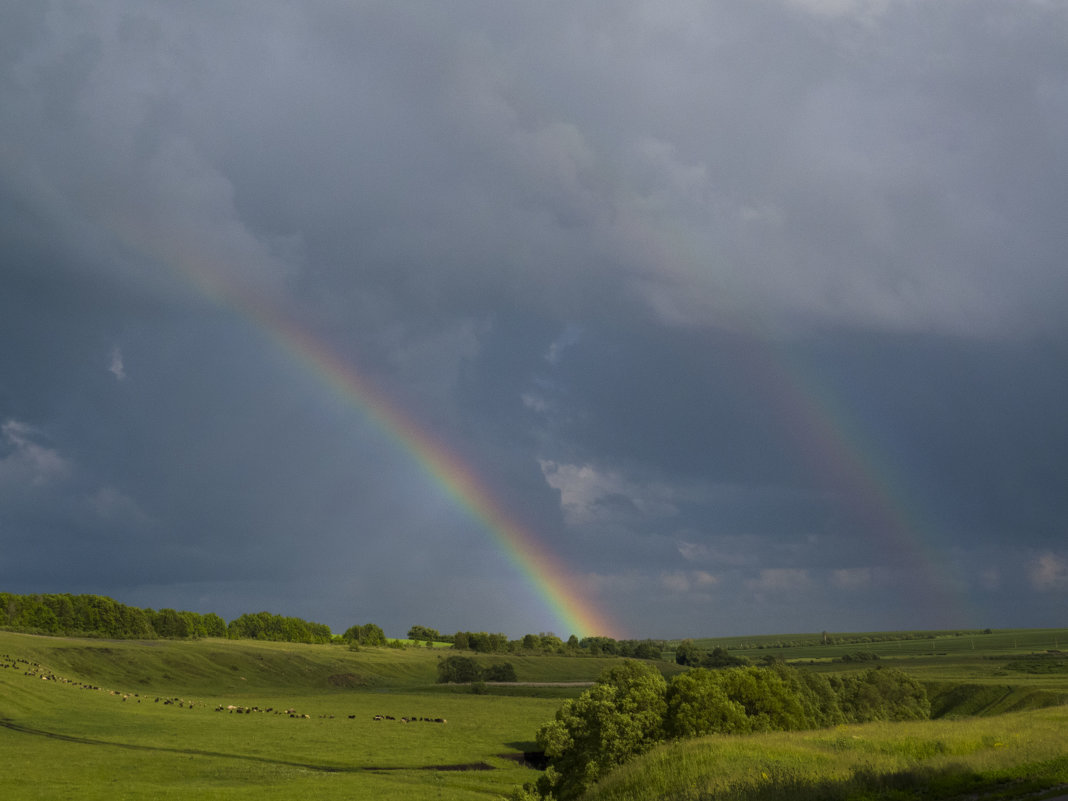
[0,593,333,644]
[515,660,931,801]
[715,629,996,651]
[409,626,666,659]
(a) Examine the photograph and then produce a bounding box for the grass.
[686,627,1068,662]
[0,631,616,800]
[584,706,1068,801]
[3,628,1067,800]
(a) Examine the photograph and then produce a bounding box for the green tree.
[535,661,667,800]
[437,655,482,683]
[407,624,440,643]
[664,668,749,738]
[835,667,930,723]
[483,662,518,682]
[202,613,227,637]
[674,639,703,666]
[343,622,386,647]
[718,666,813,732]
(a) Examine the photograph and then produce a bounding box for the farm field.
[2,628,1067,799]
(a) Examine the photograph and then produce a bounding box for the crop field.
[2,628,1067,800]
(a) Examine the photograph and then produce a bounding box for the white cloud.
[660,571,692,593]
[1031,552,1068,591]
[747,568,811,593]
[108,346,126,380]
[521,393,549,413]
[87,485,152,527]
[539,460,679,526]
[831,567,872,590]
[0,420,72,488]
[545,324,583,365]
[782,0,891,22]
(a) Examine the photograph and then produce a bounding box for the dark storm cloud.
[2,0,1066,637]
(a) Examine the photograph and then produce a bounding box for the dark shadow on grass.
[721,763,1068,801]
[0,717,493,773]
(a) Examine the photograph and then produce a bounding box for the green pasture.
[0,631,613,799]
[3,628,1068,800]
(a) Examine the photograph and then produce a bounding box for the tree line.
[0,593,337,644]
[514,660,931,800]
[408,625,666,659]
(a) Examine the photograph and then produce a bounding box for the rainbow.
[116,231,618,639]
[763,343,962,619]
[256,303,620,638]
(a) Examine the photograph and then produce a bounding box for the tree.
[407,624,440,643]
[703,646,749,668]
[483,662,518,682]
[674,639,703,666]
[664,668,749,738]
[535,661,667,800]
[343,622,386,647]
[437,655,482,683]
[835,668,930,723]
[202,613,227,638]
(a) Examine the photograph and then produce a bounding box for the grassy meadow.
[584,705,1068,801]
[0,631,613,800]
[2,627,1067,799]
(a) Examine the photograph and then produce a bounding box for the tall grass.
[584,706,1068,801]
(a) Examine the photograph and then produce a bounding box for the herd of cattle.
[2,652,444,724]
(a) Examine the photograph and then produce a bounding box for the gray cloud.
[2,0,1066,637]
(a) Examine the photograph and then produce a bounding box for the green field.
[2,628,1067,799]
[584,706,1068,801]
[0,631,616,799]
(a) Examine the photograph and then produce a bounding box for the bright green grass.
[584,706,1068,801]
[0,631,623,799]
[4,629,1067,800]
[0,637,500,798]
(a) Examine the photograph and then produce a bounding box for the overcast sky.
[3,0,1067,639]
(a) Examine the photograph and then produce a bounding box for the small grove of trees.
[342,622,386,647]
[437,655,517,683]
[674,640,750,668]
[515,660,930,801]
[226,612,332,644]
[407,625,447,643]
[0,593,226,640]
[452,631,511,653]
